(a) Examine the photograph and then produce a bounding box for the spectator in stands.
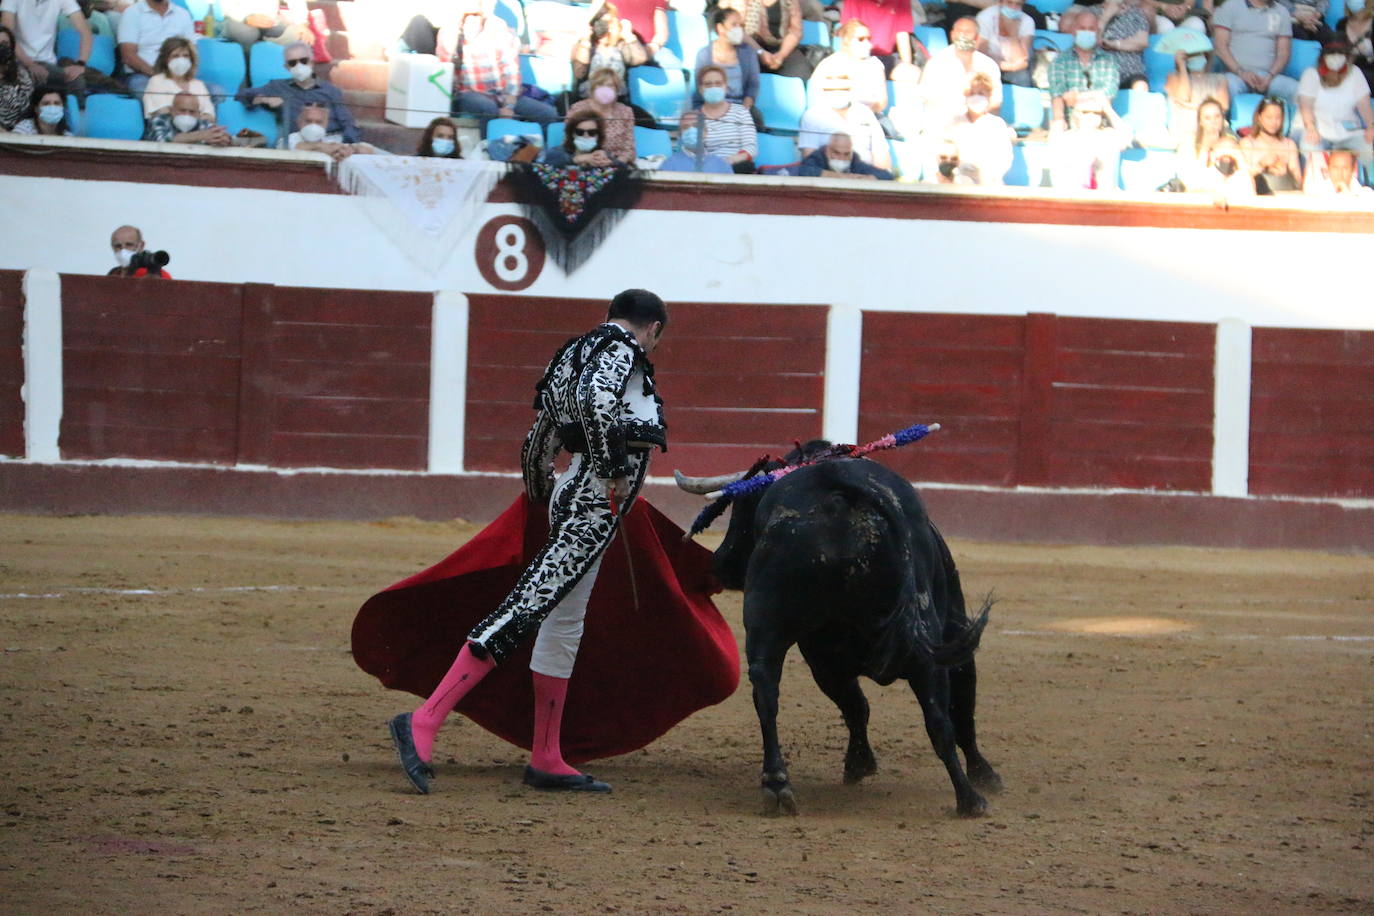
[1048,88,1130,188]
[1177,96,1247,190]
[1048,9,1120,131]
[975,0,1034,87]
[1213,0,1299,103]
[0,24,36,131]
[798,73,892,170]
[659,127,735,172]
[1154,0,1208,34]
[287,100,376,158]
[1241,95,1303,190]
[219,0,312,55]
[1097,0,1151,89]
[1305,145,1373,193]
[1290,0,1334,43]
[798,129,895,177]
[144,89,231,145]
[566,67,637,163]
[1337,4,1374,88]
[572,2,648,96]
[0,0,91,93]
[438,0,559,125]
[938,73,1014,184]
[1160,27,1230,148]
[540,110,627,167]
[1295,37,1374,161]
[738,0,812,79]
[237,40,362,143]
[117,0,195,95]
[417,115,462,157]
[920,17,1003,126]
[12,85,71,134]
[678,63,758,172]
[609,0,674,67]
[838,0,917,76]
[693,6,761,127]
[142,36,214,120]
[108,224,145,276]
[811,20,890,126]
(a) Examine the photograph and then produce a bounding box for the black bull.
[677,451,1002,817]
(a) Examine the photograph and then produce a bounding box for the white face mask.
[299,122,327,142]
[1324,53,1348,70]
[726,26,744,44]
[115,248,135,268]
[172,113,200,132]
[966,94,990,114]
[290,62,313,82]
[168,56,192,77]
[38,103,64,125]
[573,134,599,151]
[827,157,851,172]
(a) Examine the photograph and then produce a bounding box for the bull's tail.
[924,594,992,669]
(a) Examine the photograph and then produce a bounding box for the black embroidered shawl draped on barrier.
[507,162,646,274]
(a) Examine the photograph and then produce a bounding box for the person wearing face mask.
[0,25,36,131]
[13,86,72,135]
[1047,9,1120,132]
[565,68,638,163]
[572,1,646,96]
[1048,88,1131,189]
[539,112,623,167]
[839,0,918,77]
[810,21,889,122]
[116,0,195,95]
[1295,37,1374,162]
[919,17,1003,127]
[975,0,1035,87]
[798,130,894,178]
[141,36,214,120]
[417,116,463,158]
[107,225,149,277]
[288,100,376,159]
[1160,27,1231,148]
[1176,96,1255,198]
[237,40,363,144]
[678,64,759,172]
[693,7,762,129]
[144,89,231,145]
[798,76,893,171]
[937,73,1014,185]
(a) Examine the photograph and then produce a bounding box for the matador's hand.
[604,477,631,514]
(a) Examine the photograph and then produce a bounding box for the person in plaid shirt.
[1048,9,1121,132]
[437,0,558,124]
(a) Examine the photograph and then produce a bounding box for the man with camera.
[107,225,171,278]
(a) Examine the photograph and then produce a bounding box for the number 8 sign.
[475,216,546,291]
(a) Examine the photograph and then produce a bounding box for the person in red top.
[605,0,676,67]
[438,0,558,124]
[840,0,917,75]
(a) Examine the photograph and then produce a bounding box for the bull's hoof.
[956,792,989,818]
[969,762,1003,795]
[843,748,878,784]
[762,784,799,817]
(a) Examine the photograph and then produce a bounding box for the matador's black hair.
[607,288,668,330]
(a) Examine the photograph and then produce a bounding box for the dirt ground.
[0,512,1370,915]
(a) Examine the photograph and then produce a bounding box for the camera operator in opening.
[109,225,171,278]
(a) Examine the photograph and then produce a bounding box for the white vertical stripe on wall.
[22,269,62,462]
[428,291,469,474]
[823,303,862,447]
[1212,317,1252,497]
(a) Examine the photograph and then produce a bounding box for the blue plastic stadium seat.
[65,94,81,133]
[633,125,674,158]
[1033,29,1072,53]
[755,72,806,132]
[56,30,116,75]
[1284,39,1321,79]
[1230,92,1262,132]
[1118,147,1179,192]
[81,94,145,140]
[628,65,688,126]
[216,98,280,147]
[176,0,221,19]
[485,117,544,143]
[520,54,573,96]
[546,120,565,149]
[1002,84,1046,134]
[492,0,524,34]
[1113,89,1170,144]
[1326,0,1344,30]
[248,40,289,87]
[1004,141,1050,186]
[1144,49,1174,93]
[1034,0,1075,13]
[196,38,247,97]
[667,10,710,67]
[756,131,800,166]
[914,25,948,53]
[802,20,828,47]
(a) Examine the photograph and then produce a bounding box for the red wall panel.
[237,284,431,470]
[1250,328,1374,498]
[0,270,24,458]
[60,275,244,463]
[465,296,827,475]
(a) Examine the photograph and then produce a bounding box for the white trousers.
[529,454,605,678]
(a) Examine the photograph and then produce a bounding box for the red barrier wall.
[1249,328,1374,498]
[58,276,430,469]
[465,296,827,474]
[859,312,1215,491]
[0,270,24,458]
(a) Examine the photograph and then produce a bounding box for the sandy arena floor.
[0,512,1370,915]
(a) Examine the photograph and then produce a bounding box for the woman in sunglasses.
[540,112,621,168]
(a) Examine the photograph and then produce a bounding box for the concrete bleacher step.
[329,59,389,94]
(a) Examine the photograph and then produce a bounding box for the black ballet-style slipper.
[522,765,612,793]
[388,712,434,795]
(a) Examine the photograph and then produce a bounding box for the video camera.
[129,249,171,276]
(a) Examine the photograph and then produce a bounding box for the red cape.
[351,494,740,763]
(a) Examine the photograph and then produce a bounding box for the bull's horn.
[673,469,747,495]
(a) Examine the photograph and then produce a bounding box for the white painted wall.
[2,173,1372,331]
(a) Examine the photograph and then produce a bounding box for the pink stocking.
[529,672,579,776]
[411,643,496,763]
